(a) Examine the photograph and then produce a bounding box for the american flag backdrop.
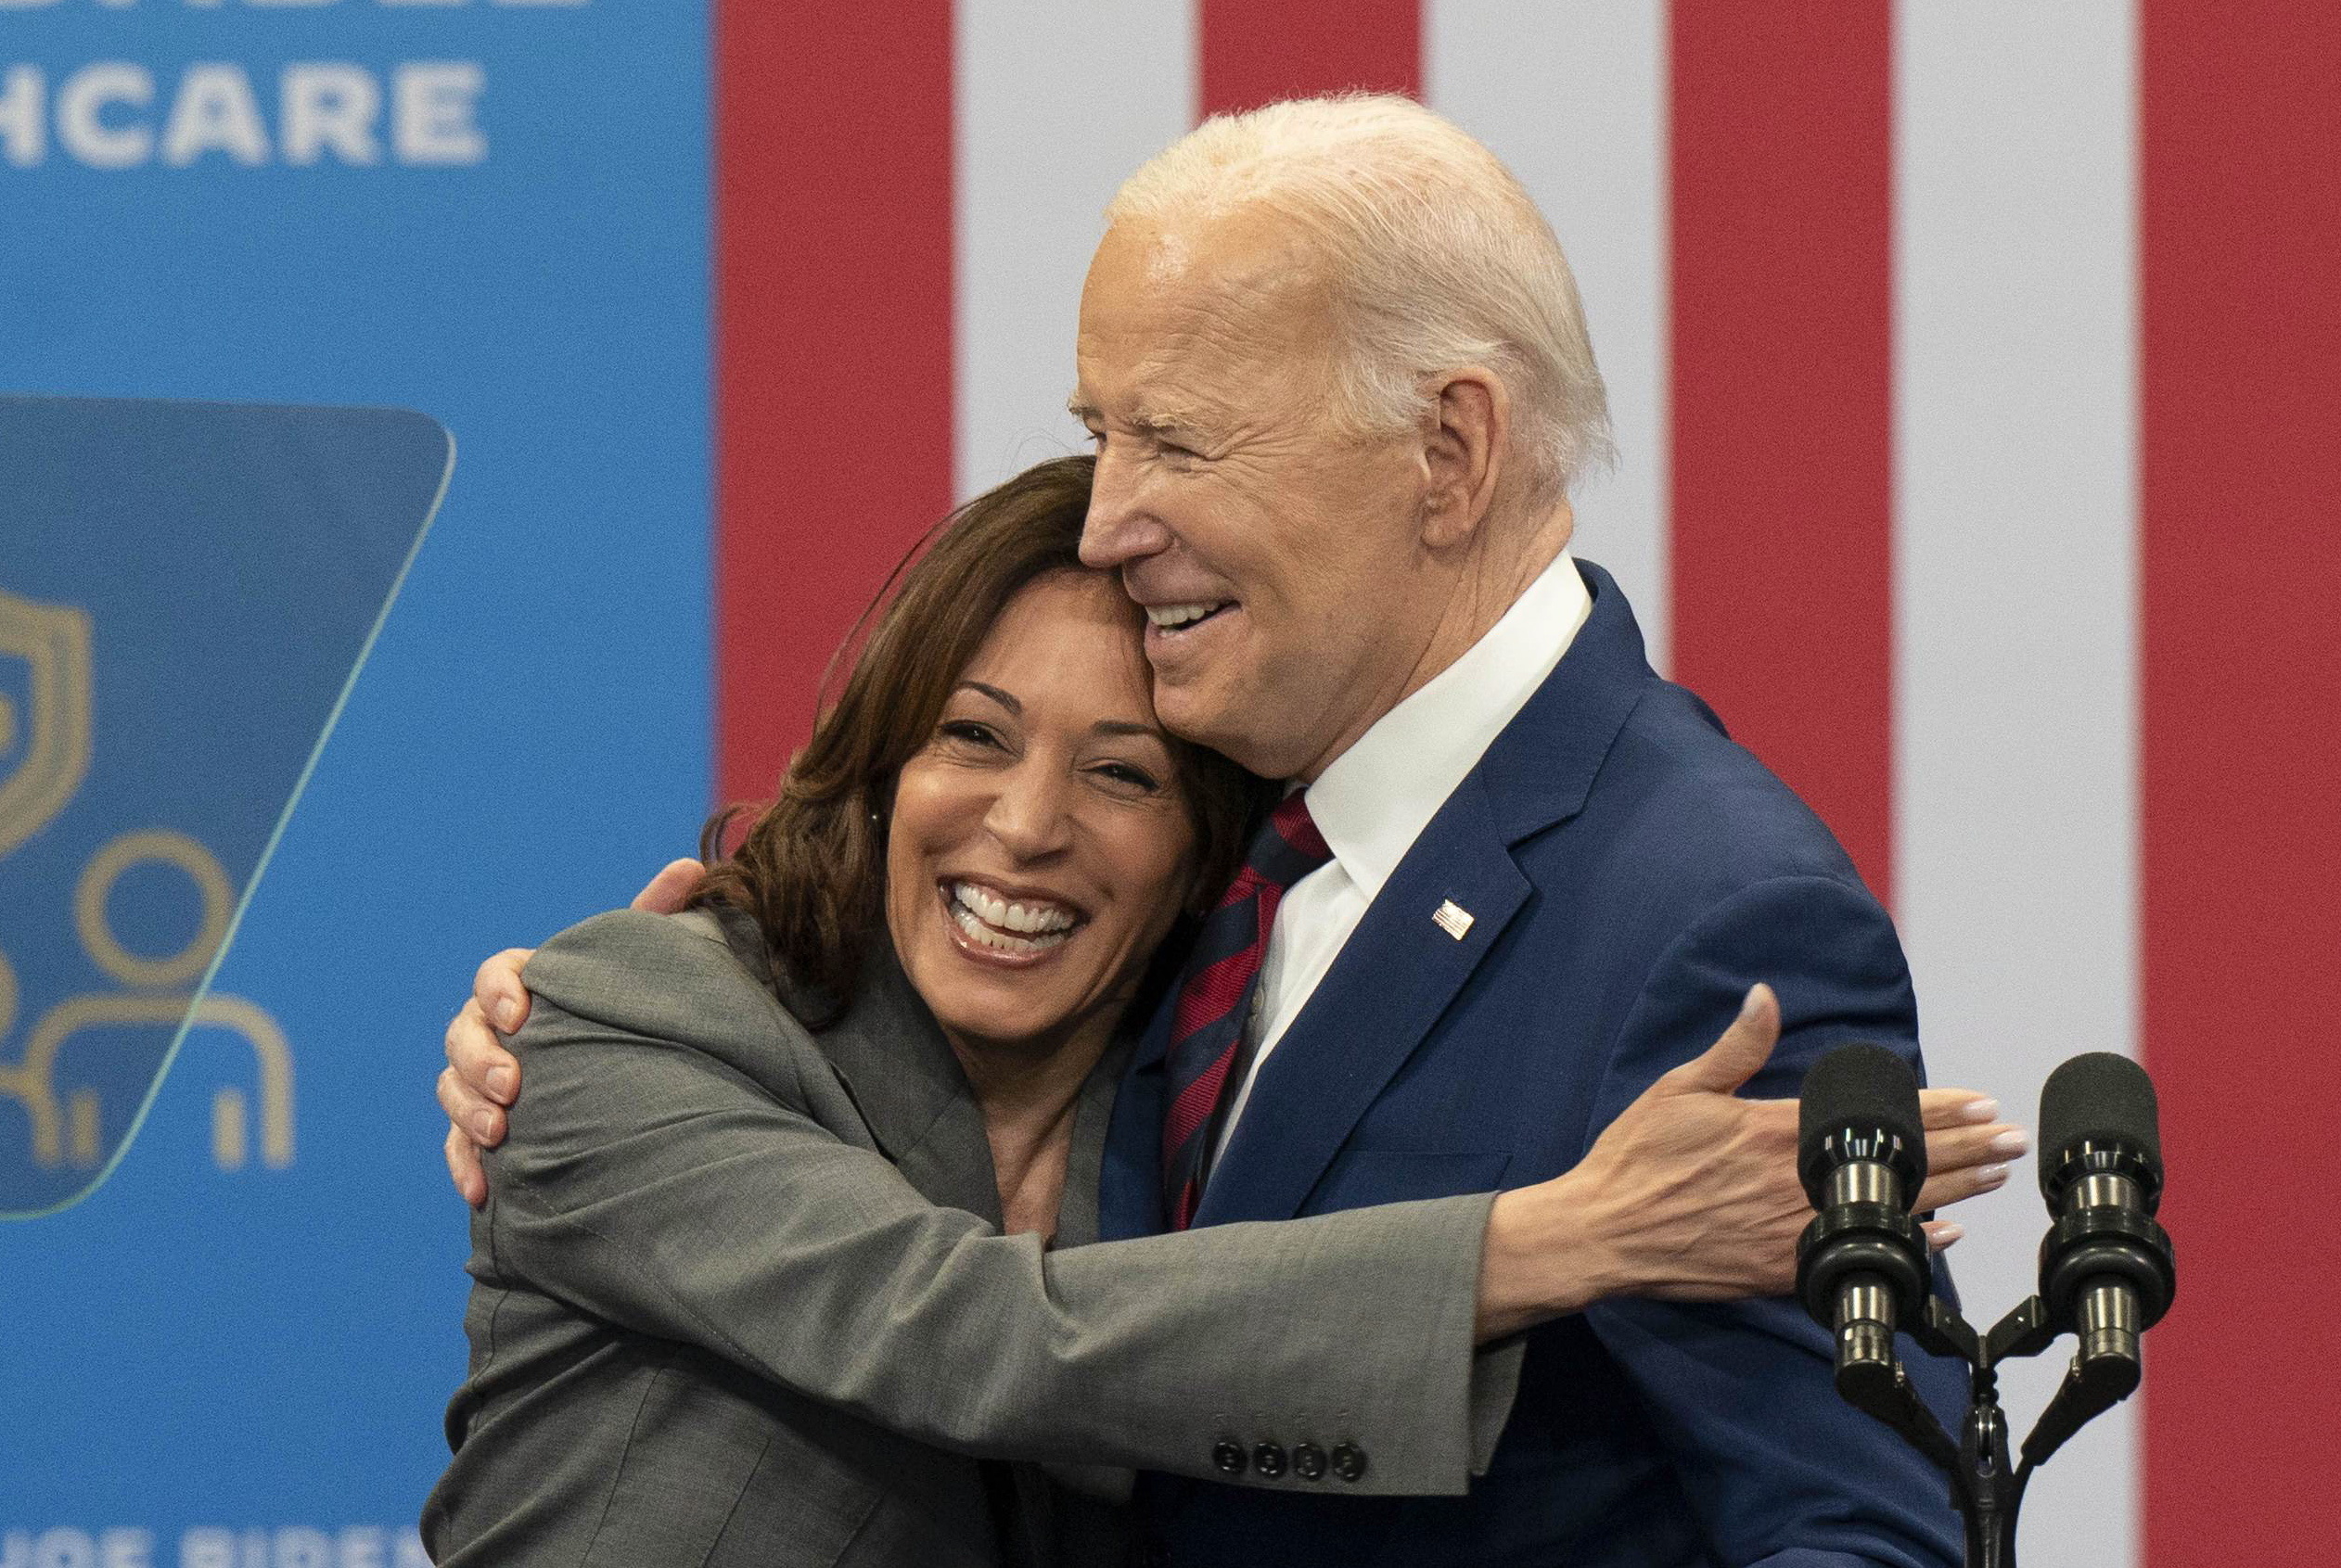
[713,5,2338,1563]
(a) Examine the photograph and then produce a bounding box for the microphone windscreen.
[2037,1052,2161,1201]
[1797,1041,1927,1206]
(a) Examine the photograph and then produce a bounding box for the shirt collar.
[1304,549,1593,899]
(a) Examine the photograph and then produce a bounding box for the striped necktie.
[1160,791,1333,1230]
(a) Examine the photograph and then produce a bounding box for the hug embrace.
[425,96,2023,1568]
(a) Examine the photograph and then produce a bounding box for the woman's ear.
[1183,875,1218,920]
[858,779,896,851]
[1175,829,1225,919]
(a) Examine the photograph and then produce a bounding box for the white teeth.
[948,882,1079,951]
[1145,601,1226,630]
[949,899,1072,955]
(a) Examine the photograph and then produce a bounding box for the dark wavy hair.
[688,454,1272,1021]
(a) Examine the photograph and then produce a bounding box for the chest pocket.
[1308,1148,1513,1211]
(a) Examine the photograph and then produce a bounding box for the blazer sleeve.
[480,911,1503,1497]
[1578,875,1967,1568]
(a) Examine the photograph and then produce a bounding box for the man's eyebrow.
[1064,398,1214,439]
[958,681,1020,715]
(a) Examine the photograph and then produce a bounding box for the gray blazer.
[422,909,1516,1566]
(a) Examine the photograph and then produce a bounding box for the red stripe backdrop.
[715,1,956,804]
[2140,4,2341,1562]
[1197,0,1421,115]
[1668,0,1898,904]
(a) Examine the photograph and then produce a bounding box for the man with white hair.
[1066,96,1972,1567]
[443,96,2005,1565]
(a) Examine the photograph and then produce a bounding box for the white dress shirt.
[1211,549,1595,1161]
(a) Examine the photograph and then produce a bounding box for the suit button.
[1211,1439,1247,1477]
[1330,1443,1368,1483]
[1292,1443,1327,1481]
[1252,1442,1288,1478]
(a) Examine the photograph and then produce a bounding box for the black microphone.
[2035,1053,2176,1393]
[1796,1043,1933,1395]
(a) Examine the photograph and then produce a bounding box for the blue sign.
[0,396,450,1218]
[2,1,711,1552]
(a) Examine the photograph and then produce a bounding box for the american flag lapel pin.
[1432,899,1475,940]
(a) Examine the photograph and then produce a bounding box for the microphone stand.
[1839,1291,2139,1568]
[1801,1050,2172,1567]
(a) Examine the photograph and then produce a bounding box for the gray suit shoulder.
[520,906,807,1064]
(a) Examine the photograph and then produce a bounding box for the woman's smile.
[938,877,1084,963]
[883,568,1198,1059]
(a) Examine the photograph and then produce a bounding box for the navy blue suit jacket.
[1100,562,1964,1567]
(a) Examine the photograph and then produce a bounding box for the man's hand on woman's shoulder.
[437,858,706,1207]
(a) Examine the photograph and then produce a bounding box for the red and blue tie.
[1160,791,1333,1230]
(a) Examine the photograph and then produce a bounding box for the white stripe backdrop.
[1428,0,1671,669]
[1895,3,2140,1560]
[954,0,1196,502]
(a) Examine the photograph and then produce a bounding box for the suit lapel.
[1192,560,1659,1225]
[814,944,1004,1225]
[1053,1036,1132,1248]
[1195,771,1529,1225]
[1098,998,1174,1239]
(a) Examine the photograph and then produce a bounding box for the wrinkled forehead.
[1075,215,1341,423]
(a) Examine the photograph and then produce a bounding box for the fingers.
[471,947,536,1035]
[1913,1158,2014,1212]
[444,945,533,1207]
[1660,984,1781,1096]
[1922,1218,1965,1252]
[632,858,706,915]
[1925,1118,2028,1175]
[444,1123,488,1208]
[1915,1116,2028,1211]
[439,1004,512,1152]
[1920,1086,2004,1130]
[445,999,521,1103]
[438,1063,508,1150]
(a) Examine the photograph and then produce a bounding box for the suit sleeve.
[480,912,1500,1496]
[1579,875,1966,1568]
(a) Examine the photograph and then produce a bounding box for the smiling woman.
[889,575,1194,1049]
[694,455,1262,1031]
[690,458,1265,1242]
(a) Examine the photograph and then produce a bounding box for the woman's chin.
[910,922,1084,1052]
[896,881,1158,1060]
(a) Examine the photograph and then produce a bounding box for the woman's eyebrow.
[959,683,1162,743]
[958,681,1019,714]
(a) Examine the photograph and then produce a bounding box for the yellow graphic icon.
[1,588,294,1186]
[0,586,94,859]
[0,829,295,1173]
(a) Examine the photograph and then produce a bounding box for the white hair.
[1106,94,1614,504]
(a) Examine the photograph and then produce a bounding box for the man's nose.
[984,759,1075,860]
[1079,442,1170,569]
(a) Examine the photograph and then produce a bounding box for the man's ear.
[1420,368,1506,550]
